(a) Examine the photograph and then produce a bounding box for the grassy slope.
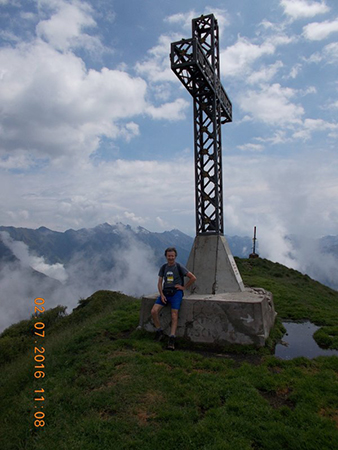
[236,258,338,349]
[0,259,337,450]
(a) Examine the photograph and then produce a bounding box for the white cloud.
[3,139,338,244]
[292,118,338,140]
[247,61,284,84]
[165,8,229,34]
[0,0,198,171]
[0,156,195,234]
[305,41,338,63]
[223,150,338,240]
[268,34,296,47]
[299,86,317,95]
[288,63,302,79]
[238,83,304,125]
[146,98,189,121]
[105,233,158,297]
[255,130,290,145]
[135,33,180,83]
[36,0,101,52]
[20,12,36,21]
[221,36,275,77]
[156,216,170,229]
[124,211,147,225]
[0,39,148,164]
[326,99,338,109]
[237,143,265,152]
[280,0,330,20]
[0,152,38,170]
[303,18,338,40]
[0,231,68,282]
[303,51,323,63]
[259,223,297,268]
[118,122,140,142]
[0,30,22,43]
[323,41,338,61]
[165,10,200,30]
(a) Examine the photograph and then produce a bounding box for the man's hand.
[175,284,184,291]
[160,294,167,304]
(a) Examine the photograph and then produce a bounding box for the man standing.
[151,247,196,350]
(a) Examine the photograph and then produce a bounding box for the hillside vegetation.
[0,258,337,450]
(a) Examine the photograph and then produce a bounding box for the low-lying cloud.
[0,229,159,333]
[0,231,68,282]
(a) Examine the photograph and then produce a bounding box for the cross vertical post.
[171,14,232,236]
[171,14,244,294]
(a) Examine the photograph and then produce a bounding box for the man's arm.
[158,276,167,304]
[176,271,196,291]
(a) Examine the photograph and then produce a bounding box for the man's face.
[166,251,176,265]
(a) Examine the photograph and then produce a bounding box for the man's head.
[165,247,177,265]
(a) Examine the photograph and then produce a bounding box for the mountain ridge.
[0,222,337,333]
[0,222,254,268]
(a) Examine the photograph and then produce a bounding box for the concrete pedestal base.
[139,289,276,347]
[187,235,245,294]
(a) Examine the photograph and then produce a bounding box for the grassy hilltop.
[0,258,337,450]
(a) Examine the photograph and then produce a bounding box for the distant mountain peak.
[37,226,53,233]
[94,222,113,231]
[136,226,150,234]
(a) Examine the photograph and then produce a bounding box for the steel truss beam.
[171,14,232,235]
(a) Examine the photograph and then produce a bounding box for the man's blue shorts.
[155,290,183,310]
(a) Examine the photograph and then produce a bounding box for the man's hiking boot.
[155,330,164,342]
[167,335,175,350]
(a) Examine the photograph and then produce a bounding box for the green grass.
[236,258,338,325]
[0,259,337,450]
[236,258,338,350]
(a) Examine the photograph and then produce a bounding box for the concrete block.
[140,289,276,347]
[187,235,245,294]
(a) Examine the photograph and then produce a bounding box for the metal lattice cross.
[171,14,232,236]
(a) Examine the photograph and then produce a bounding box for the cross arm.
[171,38,232,122]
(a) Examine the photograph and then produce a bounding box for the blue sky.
[1,0,338,265]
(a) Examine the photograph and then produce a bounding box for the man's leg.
[170,309,179,336]
[167,309,178,350]
[151,303,163,329]
[151,303,164,329]
[167,290,183,350]
[151,302,165,341]
[168,291,183,336]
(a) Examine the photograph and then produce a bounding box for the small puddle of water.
[274,321,338,360]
